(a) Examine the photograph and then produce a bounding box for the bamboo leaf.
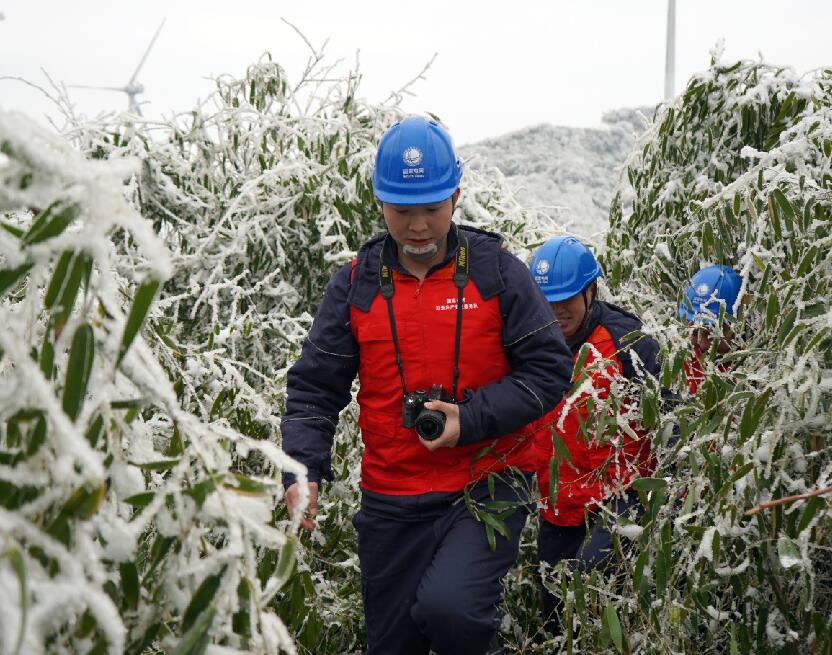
[777,536,801,569]
[484,523,496,552]
[171,607,215,655]
[606,602,625,653]
[797,496,823,534]
[182,568,225,632]
[21,203,80,246]
[1,547,27,655]
[0,264,33,298]
[550,428,573,466]
[132,459,180,472]
[62,323,94,422]
[120,561,140,610]
[44,251,73,309]
[548,455,559,509]
[117,277,160,367]
[273,536,297,592]
[771,188,794,233]
[632,477,668,494]
[767,194,782,240]
[765,291,779,330]
[479,511,510,540]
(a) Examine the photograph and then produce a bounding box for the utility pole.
[665,0,676,101]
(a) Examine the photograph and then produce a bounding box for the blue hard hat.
[678,264,743,323]
[529,236,603,302]
[371,116,463,205]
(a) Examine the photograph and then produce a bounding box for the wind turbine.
[665,0,676,101]
[71,19,166,115]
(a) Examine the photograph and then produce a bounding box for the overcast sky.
[2,1,831,145]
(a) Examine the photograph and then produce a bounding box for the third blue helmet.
[529,236,603,302]
[371,116,463,205]
[678,264,742,323]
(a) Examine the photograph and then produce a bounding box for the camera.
[402,384,453,441]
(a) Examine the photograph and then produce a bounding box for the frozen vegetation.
[461,107,653,239]
[0,42,830,654]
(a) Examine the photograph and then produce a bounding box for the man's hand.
[284,481,319,531]
[419,401,461,451]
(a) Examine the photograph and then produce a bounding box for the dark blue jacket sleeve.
[280,263,359,487]
[456,251,573,445]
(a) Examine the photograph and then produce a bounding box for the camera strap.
[379,231,470,400]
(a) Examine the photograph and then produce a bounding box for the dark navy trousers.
[537,492,642,633]
[353,472,532,655]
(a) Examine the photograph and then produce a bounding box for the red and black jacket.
[535,301,660,525]
[281,225,573,495]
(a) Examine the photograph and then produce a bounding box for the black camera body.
[402,384,453,441]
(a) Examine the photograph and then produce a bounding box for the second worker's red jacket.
[535,301,660,525]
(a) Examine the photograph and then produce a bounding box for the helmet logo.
[696,283,711,296]
[535,260,550,275]
[402,147,423,166]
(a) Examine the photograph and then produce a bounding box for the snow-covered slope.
[460,107,654,237]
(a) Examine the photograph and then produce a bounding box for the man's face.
[550,291,588,338]
[690,325,733,355]
[382,191,457,262]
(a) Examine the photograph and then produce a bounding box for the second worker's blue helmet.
[529,236,603,302]
[678,264,743,323]
[372,116,463,205]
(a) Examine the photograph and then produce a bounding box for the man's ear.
[451,188,461,211]
[589,280,599,303]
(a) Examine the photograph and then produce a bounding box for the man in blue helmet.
[678,264,743,393]
[281,116,574,654]
[528,236,660,634]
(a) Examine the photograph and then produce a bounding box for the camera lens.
[415,410,446,441]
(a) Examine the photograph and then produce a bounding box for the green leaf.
[38,332,54,379]
[631,477,668,494]
[182,568,225,632]
[484,523,496,552]
[797,496,823,534]
[479,511,510,540]
[641,392,658,429]
[0,220,24,238]
[1,547,27,655]
[765,291,779,330]
[796,246,818,277]
[85,414,104,447]
[273,536,297,592]
[739,390,771,442]
[123,492,155,509]
[606,602,625,653]
[120,561,140,610]
[117,277,160,367]
[733,192,742,217]
[572,569,586,616]
[550,428,573,466]
[767,194,782,240]
[702,222,715,260]
[547,455,559,509]
[632,548,649,594]
[777,536,801,569]
[21,203,80,247]
[572,343,592,379]
[171,607,215,655]
[44,251,73,308]
[133,458,180,472]
[771,189,794,233]
[62,323,94,421]
[777,308,797,344]
[0,264,33,298]
[45,251,90,327]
